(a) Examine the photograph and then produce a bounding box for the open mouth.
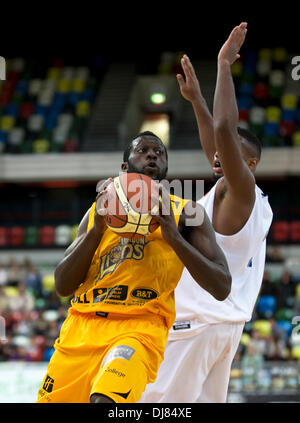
[145,162,157,169]
[213,160,222,173]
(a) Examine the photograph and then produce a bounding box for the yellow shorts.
[37,309,168,403]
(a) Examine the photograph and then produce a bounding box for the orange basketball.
[98,173,160,239]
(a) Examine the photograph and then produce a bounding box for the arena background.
[1,8,300,403]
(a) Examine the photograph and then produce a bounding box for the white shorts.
[139,322,244,403]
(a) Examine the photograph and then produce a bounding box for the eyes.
[136,147,163,155]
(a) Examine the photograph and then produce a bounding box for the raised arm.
[213,22,255,201]
[176,55,215,165]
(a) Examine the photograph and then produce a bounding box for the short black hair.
[123,131,168,162]
[237,126,262,160]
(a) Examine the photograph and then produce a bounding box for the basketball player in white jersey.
[140,22,273,403]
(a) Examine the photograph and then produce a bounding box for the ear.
[247,157,259,172]
[121,162,128,172]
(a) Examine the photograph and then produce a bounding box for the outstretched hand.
[218,22,248,65]
[176,55,202,103]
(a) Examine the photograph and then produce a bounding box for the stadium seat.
[292,131,300,147]
[264,122,279,136]
[291,346,300,360]
[8,226,24,246]
[42,274,55,292]
[32,139,50,154]
[55,225,72,246]
[266,106,281,123]
[276,308,294,321]
[239,109,249,122]
[28,79,42,97]
[47,67,61,80]
[281,93,298,110]
[72,78,86,93]
[27,114,44,132]
[238,82,253,96]
[24,226,39,246]
[19,102,34,119]
[231,60,243,78]
[276,320,293,337]
[259,48,272,61]
[256,59,271,78]
[39,225,55,246]
[240,333,250,346]
[272,221,290,242]
[279,121,295,138]
[63,139,79,152]
[282,109,296,122]
[290,221,300,242]
[269,70,285,87]
[8,127,25,147]
[252,319,272,337]
[249,106,265,124]
[0,115,15,131]
[76,101,90,117]
[5,103,19,118]
[57,79,72,94]
[256,295,276,318]
[273,47,288,62]
[238,96,252,110]
[0,227,8,246]
[253,82,268,100]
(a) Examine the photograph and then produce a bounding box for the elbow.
[54,268,72,298]
[214,272,232,301]
[213,119,232,135]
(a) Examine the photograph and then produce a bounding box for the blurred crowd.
[1,248,300,366]
[0,257,69,362]
[233,247,300,370]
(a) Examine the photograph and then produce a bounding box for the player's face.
[212,136,249,178]
[123,136,168,181]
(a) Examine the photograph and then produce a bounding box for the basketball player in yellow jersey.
[37,131,231,403]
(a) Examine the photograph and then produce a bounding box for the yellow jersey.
[71,194,190,329]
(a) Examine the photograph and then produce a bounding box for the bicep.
[63,208,90,257]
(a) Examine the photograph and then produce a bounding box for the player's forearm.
[191,97,215,164]
[54,227,103,297]
[213,60,239,132]
[168,231,231,301]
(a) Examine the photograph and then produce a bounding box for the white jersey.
[169,179,273,340]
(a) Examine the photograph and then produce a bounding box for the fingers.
[176,73,185,89]
[96,177,113,194]
[181,54,197,81]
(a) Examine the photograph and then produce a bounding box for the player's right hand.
[176,55,202,103]
[217,22,247,65]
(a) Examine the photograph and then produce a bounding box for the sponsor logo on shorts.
[131,287,158,300]
[102,345,136,368]
[105,367,126,377]
[42,375,54,393]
